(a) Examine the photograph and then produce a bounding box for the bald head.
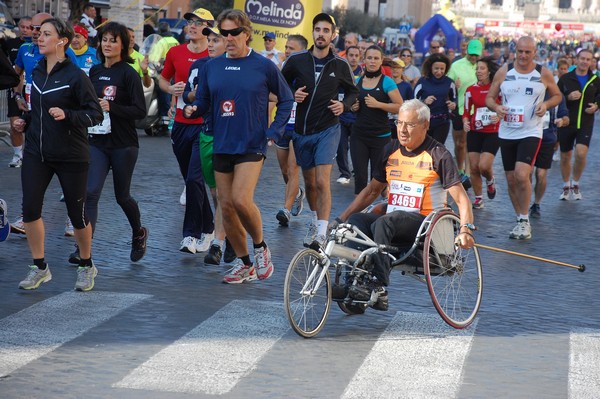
[31,13,52,44]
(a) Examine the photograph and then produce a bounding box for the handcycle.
[283,208,483,338]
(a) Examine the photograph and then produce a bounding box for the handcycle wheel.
[334,263,367,315]
[284,248,331,338]
[423,211,483,328]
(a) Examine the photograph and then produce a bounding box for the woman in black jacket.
[14,17,103,292]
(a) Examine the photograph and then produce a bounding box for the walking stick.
[474,243,586,272]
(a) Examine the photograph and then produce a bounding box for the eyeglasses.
[264,38,274,42]
[187,19,207,27]
[394,120,422,130]
[401,54,411,57]
[431,46,440,49]
[219,27,244,37]
[32,25,41,31]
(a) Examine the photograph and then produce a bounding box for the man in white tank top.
[486,36,562,240]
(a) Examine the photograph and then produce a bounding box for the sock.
[475,196,483,200]
[14,145,23,157]
[240,255,252,266]
[563,181,570,188]
[311,211,318,223]
[33,258,46,270]
[212,239,224,250]
[572,180,579,187]
[487,178,495,185]
[317,220,328,236]
[253,241,266,249]
[519,214,529,222]
[79,257,93,267]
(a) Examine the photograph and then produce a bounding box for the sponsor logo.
[390,181,412,192]
[225,66,241,70]
[525,87,533,95]
[329,72,335,77]
[390,170,402,177]
[401,160,414,165]
[103,85,116,101]
[99,76,111,81]
[245,0,304,28]
[416,161,432,170]
[220,100,235,117]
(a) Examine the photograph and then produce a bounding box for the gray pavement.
[0,127,598,399]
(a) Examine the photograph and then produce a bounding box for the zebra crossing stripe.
[114,299,289,394]
[342,311,477,399]
[0,291,151,377]
[569,328,600,398]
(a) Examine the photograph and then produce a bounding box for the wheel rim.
[284,249,331,337]
[424,212,483,328]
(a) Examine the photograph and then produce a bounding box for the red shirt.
[463,82,500,133]
[161,44,208,124]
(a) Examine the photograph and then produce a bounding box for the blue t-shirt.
[397,80,414,101]
[74,46,100,76]
[15,42,78,84]
[576,73,589,90]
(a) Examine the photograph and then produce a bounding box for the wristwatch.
[461,223,477,231]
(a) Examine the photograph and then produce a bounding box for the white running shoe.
[8,153,22,168]
[64,217,74,237]
[196,231,214,253]
[180,186,186,206]
[571,185,582,200]
[509,219,531,240]
[303,221,318,247]
[336,176,351,184]
[559,186,571,201]
[10,215,26,235]
[291,187,305,216]
[179,236,198,253]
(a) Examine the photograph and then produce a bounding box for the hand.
[16,97,28,112]
[568,91,582,101]
[424,95,436,105]
[584,102,598,114]
[48,107,66,121]
[141,55,149,72]
[455,232,475,249]
[446,100,456,111]
[170,81,186,97]
[455,77,461,90]
[364,94,378,108]
[350,99,359,112]
[463,118,470,132]
[328,99,344,116]
[13,118,26,133]
[267,139,274,147]
[534,102,547,117]
[98,99,110,113]
[328,217,344,232]
[490,114,500,124]
[183,105,196,118]
[495,105,508,120]
[295,86,309,103]
[555,117,566,128]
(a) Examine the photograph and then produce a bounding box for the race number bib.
[503,106,525,128]
[288,102,297,124]
[474,107,495,129]
[542,111,551,130]
[387,180,425,213]
[25,83,32,111]
[88,111,111,134]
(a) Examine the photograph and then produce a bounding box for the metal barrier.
[0,90,11,146]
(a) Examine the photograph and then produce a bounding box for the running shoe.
[223,238,236,263]
[19,265,52,290]
[179,236,198,254]
[10,215,26,235]
[559,186,571,200]
[68,244,81,265]
[131,227,149,262]
[336,176,351,184]
[8,154,22,168]
[529,203,541,219]
[75,263,98,292]
[486,179,496,199]
[223,259,257,284]
[472,197,484,209]
[509,219,531,240]
[196,232,214,253]
[254,246,274,280]
[59,193,65,202]
[291,187,305,216]
[64,217,74,237]
[571,185,582,200]
[204,243,222,265]
[179,186,186,206]
[276,208,291,227]
[0,199,9,242]
[303,221,318,247]
[552,150,560,162]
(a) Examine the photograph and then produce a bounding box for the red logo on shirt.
[220,100,235,117]
[103,85,116,101]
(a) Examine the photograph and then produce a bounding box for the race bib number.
[88,111,111,134]
[542,111,551,130]
[288,102,297,124]
[220,100,235,117]
[387,180,425,213]
[474,107,495,129]
[504,106,525,128]
[25,83,32,111]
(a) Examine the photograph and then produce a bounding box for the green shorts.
[199,132,216,188]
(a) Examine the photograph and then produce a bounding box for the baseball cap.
[263,32,276,40]
[312,13,336,29]
[184,8,215,27]
[467,39,483,56]
[202,26,220,37]
[392,58,405,68]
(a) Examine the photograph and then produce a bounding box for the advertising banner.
[233,0,324,53]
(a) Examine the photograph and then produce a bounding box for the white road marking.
[569,328,600,398]
[342,311,477,399]
[114,299,289,394]
[0,291,151,377]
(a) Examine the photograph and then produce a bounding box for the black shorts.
[6,90,21,118]
[558,126,593,152]
[451,110,464,131]
[467,131,500,155]
[535,141,554,169]
[499,136,541,171]
[213,153,265,173]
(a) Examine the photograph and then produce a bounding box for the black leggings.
[350,134,390,194]
[427,121,450,145]
[21,154,89,229]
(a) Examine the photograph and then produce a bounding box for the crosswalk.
[0,293,598,398]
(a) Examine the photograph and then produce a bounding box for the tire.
[284,249,331,338]
[423,211,483,329]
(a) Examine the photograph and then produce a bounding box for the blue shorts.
[274,127,294,150]
[293,124,341,170]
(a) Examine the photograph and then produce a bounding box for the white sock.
[212,239,224,250]
[316,220,328,236]
[311,211,318,223]
[572,180,579,187]
[519,214,529,222]
[13,145,23,157]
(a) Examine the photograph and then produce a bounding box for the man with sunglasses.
[260,31,284,67]
[184,9,293,284]
[158,8,215,255]
[281,12,359,249]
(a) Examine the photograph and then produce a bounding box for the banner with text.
[233,0,324,53]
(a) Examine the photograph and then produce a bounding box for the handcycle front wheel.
[284,248,332,338]
[423,211,483,329]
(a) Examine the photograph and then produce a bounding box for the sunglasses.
[32,25,41,31]
[219,27,244,37]
[401,54,411,57]
[431,46,440,49]
[264,38,274,42]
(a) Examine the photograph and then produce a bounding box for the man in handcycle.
[331,100,475,311]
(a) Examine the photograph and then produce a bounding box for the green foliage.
[189,0,234,18]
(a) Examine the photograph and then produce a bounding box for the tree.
[190,0,234,18]
[68,0,87,23]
